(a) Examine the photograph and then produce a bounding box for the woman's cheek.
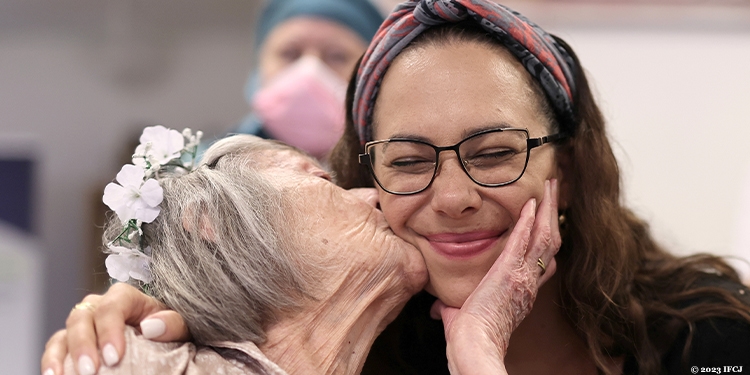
[379,195,419,243]
[515,179,546,208]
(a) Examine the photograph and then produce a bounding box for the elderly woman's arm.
[432,180,561,375]
[41,283,189,375]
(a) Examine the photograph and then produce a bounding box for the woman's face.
[258,16,368,84]
[372,42,563,307]
[258,148,428,299]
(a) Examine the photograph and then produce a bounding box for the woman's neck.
[259,265,413,375]
[504,274,622,375]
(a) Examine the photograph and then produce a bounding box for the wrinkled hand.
[431,179,561,375]
[40,283,190,375]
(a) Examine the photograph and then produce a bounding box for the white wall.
[1,1,749,373]
[575,30,750,276]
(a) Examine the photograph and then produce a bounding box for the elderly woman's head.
[330,0,621,308]
[104,135,426,345]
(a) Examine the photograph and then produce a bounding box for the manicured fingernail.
[102,343,119,366]
[43,369,55,375]
[78,355,95,375]
[141,318,166,339]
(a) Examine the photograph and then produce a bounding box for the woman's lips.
[425,231,501,260]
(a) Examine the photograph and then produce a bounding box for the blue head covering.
[237,0,384,135]
[254,0,384,48]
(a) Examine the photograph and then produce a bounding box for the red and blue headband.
[353,0,577,144]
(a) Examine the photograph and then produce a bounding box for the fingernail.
[102,343,119,366]
[43,369,55,375]
[141,318,166,339]
[77,355,95,375]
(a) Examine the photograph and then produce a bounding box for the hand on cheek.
[430,179,562,374]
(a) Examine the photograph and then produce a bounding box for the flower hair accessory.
[102,125,202,287]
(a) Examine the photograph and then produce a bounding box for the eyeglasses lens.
[367,130,529,194]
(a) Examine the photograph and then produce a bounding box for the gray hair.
[103,135,319,344]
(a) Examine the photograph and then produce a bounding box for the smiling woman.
[362,41,564,308]
[330,0,750,373]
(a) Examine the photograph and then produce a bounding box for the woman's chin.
[425,281,475,308]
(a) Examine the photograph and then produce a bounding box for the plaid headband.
[353,0,577,144]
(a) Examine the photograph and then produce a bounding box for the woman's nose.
[429,156,482,218]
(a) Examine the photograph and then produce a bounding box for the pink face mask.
[252,56,347,159]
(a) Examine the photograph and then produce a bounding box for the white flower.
[105,246,153,283]
[103,164,163,223]
[142,162,160,178]
[183,128,204,150]
[182,128,193,139]
[102,125,203,287]
[133,125,185,167]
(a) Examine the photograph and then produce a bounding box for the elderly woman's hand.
[430,179,561,375]
[40,283,190,375]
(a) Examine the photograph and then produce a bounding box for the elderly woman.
[60,133,428,375]
[44,0,750,374]
[235,0,383,160]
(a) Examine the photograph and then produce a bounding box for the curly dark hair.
[329,23,750,374]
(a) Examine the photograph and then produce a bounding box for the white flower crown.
[102,125,202,286]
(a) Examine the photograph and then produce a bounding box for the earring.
[558,212,568,238]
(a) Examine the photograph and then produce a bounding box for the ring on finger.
[537,258,546,276]
[72,302,96,313]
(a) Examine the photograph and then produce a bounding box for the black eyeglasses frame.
[358,127,564,195]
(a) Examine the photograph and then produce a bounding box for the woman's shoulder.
[662,315,750,371]
[64,326,288,375]
[64,326,197,374]
[690,274,750,304]
[662,275,750,371]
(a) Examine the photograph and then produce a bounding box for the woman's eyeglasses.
[358,128,563,195]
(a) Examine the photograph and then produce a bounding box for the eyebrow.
[383,122,513,142]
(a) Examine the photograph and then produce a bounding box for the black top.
[625,276,750,374]
[362,279,750,375]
